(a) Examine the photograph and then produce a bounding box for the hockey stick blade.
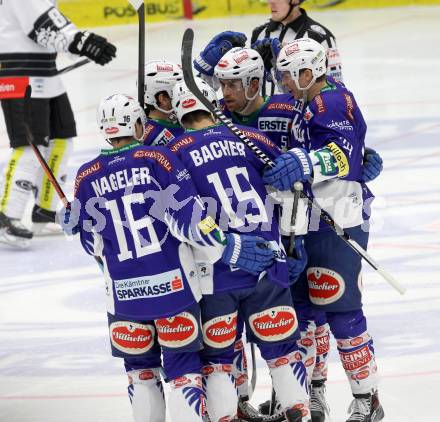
[23,86,69,208]
[180,29,404,294]
[181,28,275,168]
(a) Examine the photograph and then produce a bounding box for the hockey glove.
[251,37,282,72]
[222,233,274,275]
[69,31,116,65]
[361,147,383,182]
[287,237,307,285]
[194,31,247,77]
[58,204,80,236]
[263,148,312,191]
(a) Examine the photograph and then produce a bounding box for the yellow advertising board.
[59,0,440,27]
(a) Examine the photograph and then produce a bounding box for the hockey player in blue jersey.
[168,78,311,422]
[143,60,185,146]
[65,93,275,422]
[263,38,385,422]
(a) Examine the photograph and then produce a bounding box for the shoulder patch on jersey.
[343,93,355,121]
[133,149,172,172]
[310,24,326,36]
[314,95,326,114]
[168,136,195,153]
[327,142,349,177]
[74,161,102,196]
[241,129,277,149]
[267,102,295,112]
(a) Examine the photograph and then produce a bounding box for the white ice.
[1,6,440,422]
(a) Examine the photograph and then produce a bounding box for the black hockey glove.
[251,38,282,72]
[69,31,116,65]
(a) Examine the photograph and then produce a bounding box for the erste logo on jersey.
[202,312,238,348]
[110,321,155,355]
[156,311,198,348]
[307,267,345,305]
[249,306,298,341]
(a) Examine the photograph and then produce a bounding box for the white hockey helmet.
[276,38,327,91]
[97,94,147,142]
[214,47,264,97]
[144,60,183,113]
[171,78,218,125]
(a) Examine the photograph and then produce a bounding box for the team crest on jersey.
[249,306,297,341]
[307,267,346,305]
[110,321,155,355]
[156,311,198,348]
[202,312,238,348]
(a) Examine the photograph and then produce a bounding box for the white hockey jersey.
[0,0,80,98]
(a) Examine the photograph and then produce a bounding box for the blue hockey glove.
[193,31,247,77]
[222,233,274,275]
[263,148,312,191]
[251,37,282,72]
[287,237,307,285]
[361,147,383,182]
[58,204,80,236]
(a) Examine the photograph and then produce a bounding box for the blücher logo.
[105,127,119,135]
[234,51,249,64]
[182,99,196,108]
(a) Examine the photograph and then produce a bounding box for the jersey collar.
[100,141,140,156]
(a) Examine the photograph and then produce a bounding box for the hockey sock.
[169,373,206,421]
[297,318,317,383]
[312,322,330,383]
[232,339,250,400]
[126,368,165,422]
[202,363,237,422]
[266,350,310,420]
[0,146,40,219]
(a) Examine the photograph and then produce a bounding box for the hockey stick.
[23,86,69,208]
[56,58,90,76]
[128,0,145,106]
[181,28,405,295]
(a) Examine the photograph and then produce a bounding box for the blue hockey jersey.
[73,142,224,320]
[289,78,372,231]
[143,118,184,146]
[167,124,289,293]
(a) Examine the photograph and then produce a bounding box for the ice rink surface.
[1,6,440,421]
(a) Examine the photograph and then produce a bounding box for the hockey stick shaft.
[249,342,257,399]
[287,181,303,257]
[181,28,405,295]
[56,58,90,76]
[128,0,145,106]
[23,86,69,208]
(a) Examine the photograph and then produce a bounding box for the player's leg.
[200,292,240,421]
[107,313,165,422]
[0,97,51,246]
[327,310,384,422]
[125,358,165,422]
[157,304,207,422]
[32,93,76,235]
[305,225,384,422]
[243,276,310,421]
